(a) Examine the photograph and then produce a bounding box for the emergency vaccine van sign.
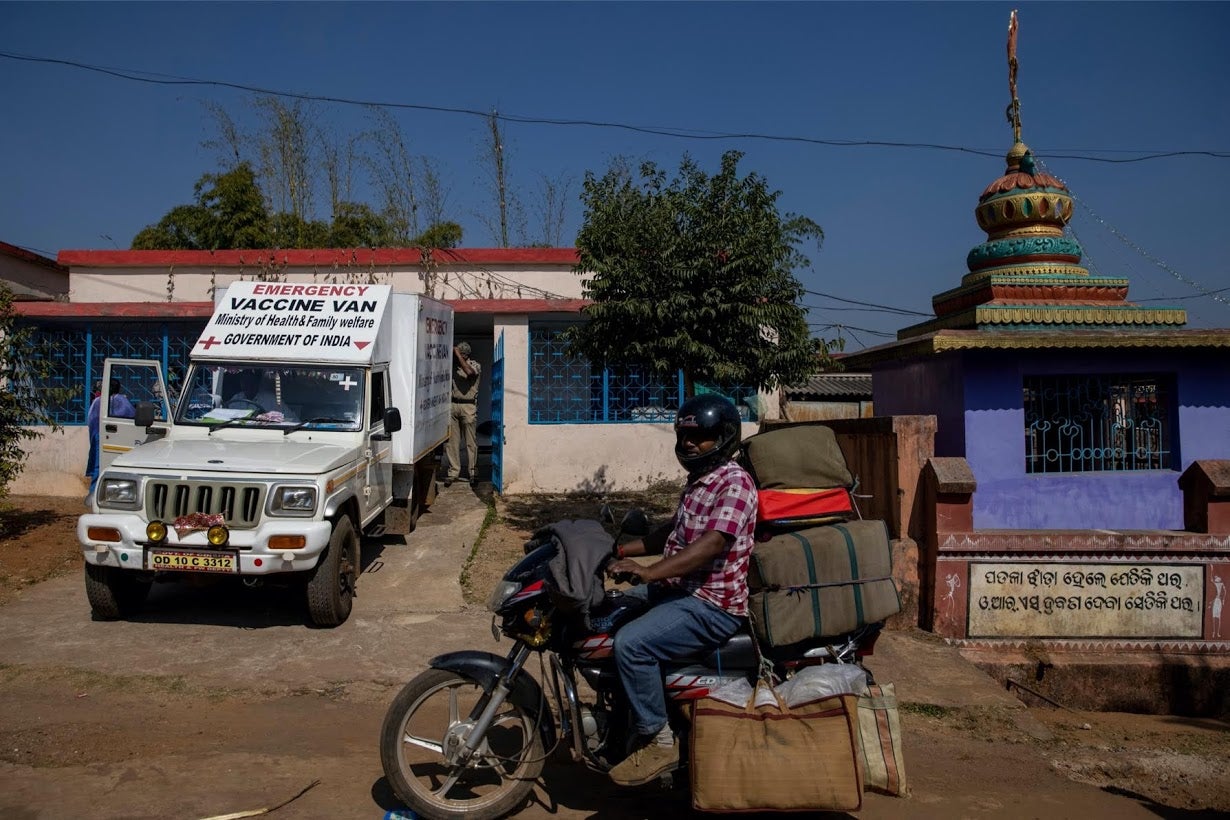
[195,282,392,362]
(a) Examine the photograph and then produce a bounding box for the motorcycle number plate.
[490,617,501,642]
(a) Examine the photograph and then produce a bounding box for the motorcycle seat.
[682,630,759,670]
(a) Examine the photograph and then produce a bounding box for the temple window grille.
[1023,374,1173,474]
[528,324,757,424]
[18,320,206,425]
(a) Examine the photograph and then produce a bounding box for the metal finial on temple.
[1007,10,1022,143]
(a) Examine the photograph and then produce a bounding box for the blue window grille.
[528,324,757,424]
[19,320,207,425]
[1023,373,1174,474]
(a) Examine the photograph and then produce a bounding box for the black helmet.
[674,394,743,476]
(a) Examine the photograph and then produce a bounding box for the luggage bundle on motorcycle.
[740,424,901,647]
[740,423,856,528]
[748,519,901,647]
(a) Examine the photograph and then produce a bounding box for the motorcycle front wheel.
[380,668,546,820]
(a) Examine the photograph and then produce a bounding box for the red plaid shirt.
[659,460,758,616]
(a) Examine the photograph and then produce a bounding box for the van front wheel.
[305,516,359,627]
[84,563,151,619]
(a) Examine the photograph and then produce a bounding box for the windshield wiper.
[283,417,353,435]
[206,416,257,435]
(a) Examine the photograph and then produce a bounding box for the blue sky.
[2,1,1228,348]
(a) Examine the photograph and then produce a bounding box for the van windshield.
[176,364,366,431]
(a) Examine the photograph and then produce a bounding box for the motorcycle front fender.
[429,649,557,751]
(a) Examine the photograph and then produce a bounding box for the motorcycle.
[379,508,881,820]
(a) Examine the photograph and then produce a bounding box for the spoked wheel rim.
[391,673,542,816]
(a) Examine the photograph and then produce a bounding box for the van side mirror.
[372,409,401,441]
[134,402,157,428]
[383,407,402,434]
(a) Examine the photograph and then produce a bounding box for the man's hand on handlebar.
[606,558,650,586]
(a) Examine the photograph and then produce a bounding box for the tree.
[0,285,74,501]
[132,163,270,250]
[565,151,827,394]
[476,110,527,247]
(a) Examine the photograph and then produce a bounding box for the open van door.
[98,358,173,473]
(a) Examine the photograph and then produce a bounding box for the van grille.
[146,481,267,528]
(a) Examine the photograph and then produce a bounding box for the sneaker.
[443,478,454,488]
[608,739,679,787]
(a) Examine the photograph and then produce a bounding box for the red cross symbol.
[199,336,221,350]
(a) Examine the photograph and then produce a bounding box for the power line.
[1135,285,1230,303]
[3,49,1228,165]
[1035,156,1230,310]
[809,322,896,337]
[802,289,932,316]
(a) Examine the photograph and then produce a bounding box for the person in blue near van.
[84,380,136,506]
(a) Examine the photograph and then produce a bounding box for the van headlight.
[98,477,141,509]
[270,486,317,515]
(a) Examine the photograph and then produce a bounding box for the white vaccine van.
[78,282,453,626]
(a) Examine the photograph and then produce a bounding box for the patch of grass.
[0,664,264,702]
[900,702,954,719]
[460,496,498,599]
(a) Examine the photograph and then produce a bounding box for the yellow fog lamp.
[268,535,307,550]
[207,524,230,546]
[146,521,168,543]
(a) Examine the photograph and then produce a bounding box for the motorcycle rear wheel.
[380,668,545,820]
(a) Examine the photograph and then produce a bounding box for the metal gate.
[490,331,505,494]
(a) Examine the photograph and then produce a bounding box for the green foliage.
[132,163,271,250]
[566,151,828,393]
[130,163,423,250]
[413,221,464,249]
[0,286,74,501]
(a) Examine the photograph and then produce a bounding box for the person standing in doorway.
[445,342,481,487]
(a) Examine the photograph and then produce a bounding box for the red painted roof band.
[15,298,590,318]
[58,247,580,267]
[1,241,68,272]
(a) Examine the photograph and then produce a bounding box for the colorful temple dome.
[896,138,1187,339]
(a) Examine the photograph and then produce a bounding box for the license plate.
[147,549,238,573]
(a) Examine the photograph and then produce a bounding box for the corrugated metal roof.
[785,373,873,399]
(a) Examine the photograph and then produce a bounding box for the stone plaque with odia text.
[967,562,1203,638]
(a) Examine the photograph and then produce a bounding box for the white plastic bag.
[708,664,868,708]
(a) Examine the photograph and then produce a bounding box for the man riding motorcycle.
[603,394,758,786]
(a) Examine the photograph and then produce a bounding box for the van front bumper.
[77,513,333,574]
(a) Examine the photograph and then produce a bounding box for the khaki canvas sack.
[741,424,854,490]
[691,688,863,812]
[748,520,901,646]
[856,683,909,796]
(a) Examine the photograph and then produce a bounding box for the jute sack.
[741,424,853,491]
[856,683,909,796]
[748,520,901,646]
[690,688,862,813]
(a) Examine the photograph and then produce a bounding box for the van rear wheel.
[84,563,151,619]
[305,516,358,627]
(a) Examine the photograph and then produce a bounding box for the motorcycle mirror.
[620,508,649,537]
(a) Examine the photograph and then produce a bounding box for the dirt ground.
[1,492,1229,819]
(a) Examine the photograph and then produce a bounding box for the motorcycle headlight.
[487,580,521,613]
[98,477,141,509]
[270,485,317,515]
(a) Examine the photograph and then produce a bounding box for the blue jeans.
[612,584,742,737]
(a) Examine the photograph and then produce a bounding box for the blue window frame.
[20,320,207,425]
[528,323,757,424]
